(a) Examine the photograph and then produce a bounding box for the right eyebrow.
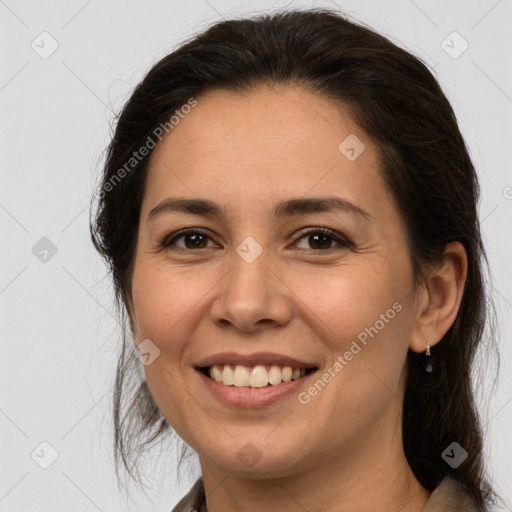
[147,198,227,224]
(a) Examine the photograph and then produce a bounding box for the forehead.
[150,85,368,166]
[143,85,393,224]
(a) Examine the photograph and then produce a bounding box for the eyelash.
[159,227,352,253]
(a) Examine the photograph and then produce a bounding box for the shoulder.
[171,477,205,512]
[421,476,482,512]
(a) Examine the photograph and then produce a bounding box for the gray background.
[1,0,511,510]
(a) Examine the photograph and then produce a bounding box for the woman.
[90,8,503,512]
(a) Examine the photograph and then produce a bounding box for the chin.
[198,436,309,477]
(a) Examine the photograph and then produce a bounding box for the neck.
[198,410,431,512]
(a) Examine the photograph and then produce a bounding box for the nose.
[209,250,293,334]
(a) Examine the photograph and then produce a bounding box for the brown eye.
[180,233,209,249]
[161,229,216,250]
[308,233,332,250]
[294,228,351,251]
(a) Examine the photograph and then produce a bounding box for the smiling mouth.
[198,364,318,388]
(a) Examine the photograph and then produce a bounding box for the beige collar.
[172,475,481,512]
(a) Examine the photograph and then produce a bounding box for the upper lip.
[195,352,319,369]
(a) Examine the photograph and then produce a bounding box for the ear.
[409,241,468,353]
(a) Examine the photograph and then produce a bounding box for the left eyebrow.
[147,196,372,224]
[273,196,372,222]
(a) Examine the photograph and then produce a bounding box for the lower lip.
[196,369,317,408]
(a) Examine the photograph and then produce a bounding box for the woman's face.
[130,86,422,477]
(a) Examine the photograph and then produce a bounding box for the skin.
[128,85,468,512]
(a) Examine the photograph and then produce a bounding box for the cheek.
[131,260,207,346]
[130,262,210,436]
[296,263,400,343]
[296,262,411,392]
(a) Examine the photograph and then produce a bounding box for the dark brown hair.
[90,7,502,509]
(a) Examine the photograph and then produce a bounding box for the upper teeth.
[208,364,307,387]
